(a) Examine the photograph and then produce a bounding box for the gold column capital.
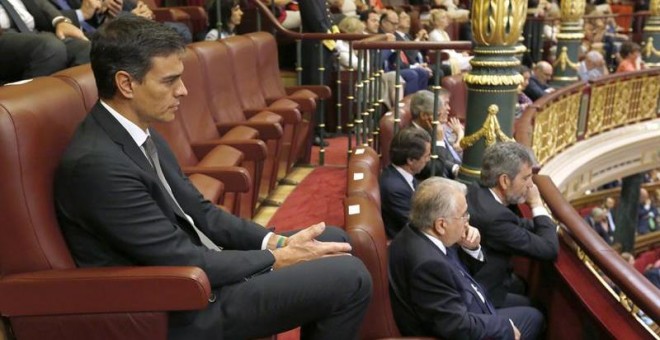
[472,0,528,46]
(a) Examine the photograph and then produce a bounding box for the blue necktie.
[447,246,496,314]
[0,0,30,32]
[53,0,96,33]
[445,135,461,163]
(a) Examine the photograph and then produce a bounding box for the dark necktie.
[412,178,419,190]
[446,246,496,314]
[52,0,96,33]
[0,0,30,32]
[143,136,220,251]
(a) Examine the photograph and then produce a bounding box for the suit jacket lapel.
[90,103,155,174]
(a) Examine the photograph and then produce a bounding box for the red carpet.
[268,166,346,233]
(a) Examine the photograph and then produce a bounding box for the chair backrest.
[245,32,287,100]
[347,162,381,210]
[187,41,249,125]
[220,35,269,111]
[53,64,98,112]
[176,47,223,143]
[344,196,401,339]
[0,77,87,276]
[349,146,380,178]
[379,108,411,169]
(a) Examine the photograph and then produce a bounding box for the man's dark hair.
[359,9,378,22]
[619,41,640,59]
[91,16,185,99]
[390,127,431,166]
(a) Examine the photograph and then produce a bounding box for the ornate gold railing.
[515,68,660,165]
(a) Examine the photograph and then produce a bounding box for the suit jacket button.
[208,293,217,303]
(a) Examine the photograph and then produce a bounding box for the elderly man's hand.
[55,21,89,41]
[458,225,480,250]
[271,223,352,270]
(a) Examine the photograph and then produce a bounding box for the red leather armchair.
[0,77,211,339]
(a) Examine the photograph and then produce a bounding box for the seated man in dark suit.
[389,177,544,339]
[0,0,90,83]
[54,16,371,339]
[380,127,431,239]
[523,61,555,101]
[584,207,613,245]
[409,89,459,179]
[467,142,559,308]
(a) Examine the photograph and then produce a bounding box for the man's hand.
[102,0,123,18]
[415,28,428,41]
[55,22,89,41]
[271,223,352,270]
[448,117,464,139]
[81,0,102,20]
[132,1,154,20]
[458,225,480,250]
[526,183,544,209]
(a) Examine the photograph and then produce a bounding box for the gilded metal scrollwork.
[560,0,586,22]
[651,0,659,16]
[553,46,579,71]
[463,73,524,86]
[643,37,660,58]
[460,105,514,149]
[472,0,528,46]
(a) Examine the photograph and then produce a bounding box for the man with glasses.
[467,142,558,309]
[389,177,543,339]
[524,60,555,101]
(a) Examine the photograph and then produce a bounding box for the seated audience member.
[380,127,432,239]
[467,142,559,308]
[262,0,301,30]
[0,0,90,83]
[49,0,122,36]
[434,0,469,20]
[380,10,432,95]
[427,9,472,73]
[360,8,380,34]
[638,188,658,235]
[516,65,533,118]
[602,196,617,234]
[410,90,460,179]
[396,9,427,42]
[578,50,609,81]
[585,207,613,245]
[54,16,371,339]
[616,41,644,73]
[389,177,544,339]
[336,16,364,69]
[206,0,243,40]
[121,0,192,43]
[524,61,555,101]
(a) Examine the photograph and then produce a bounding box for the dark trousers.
[169,227,373,340]
[0,30,90,83]
[498,306,544,340]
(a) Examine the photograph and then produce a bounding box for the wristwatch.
[52,16,73,28]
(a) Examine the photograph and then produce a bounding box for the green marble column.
[458,0,526,182]
[642,0,660,67]
[550,0,586,87]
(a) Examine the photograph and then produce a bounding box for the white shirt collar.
[422,231,447,255]
[100,100,150,147]
[489,188,504,205]
[393,165,415,191]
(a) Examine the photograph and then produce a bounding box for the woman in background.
[206,0,244,40]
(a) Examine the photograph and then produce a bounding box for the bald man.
[524,61,555,101]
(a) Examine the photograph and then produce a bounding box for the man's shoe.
[313,136,329,147]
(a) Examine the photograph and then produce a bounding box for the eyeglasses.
[386,19,399,25]
[448,211,470,222]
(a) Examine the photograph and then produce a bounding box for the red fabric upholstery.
[141,0,208,37]
[187,42,284,195]
[0,77,210,340]
[53,64,98,111]
[347,146,381,209]
[379,108,411,169]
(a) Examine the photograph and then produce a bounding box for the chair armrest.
[0,266,210,317]
[244,109,301,124]
[216,122,283,140]
[286,85,332,99]
[191,140,267,162]
[282,96,316,114]
[152,8,189,23]
[183,166,251,192]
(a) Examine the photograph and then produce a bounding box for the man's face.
[537,65,553,84]
[438,94,451,123]
[441,191,469,246]
[605,197,615,210]
[380,12,399,34]
[130,53,187,129]
[365,13,380,34]
[408,141,431,174]
[398,11,410,31]
[503,163,533,205]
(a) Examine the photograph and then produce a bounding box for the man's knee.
[316,225,349,243]
[32,35,67,75]
[328,256,372,302]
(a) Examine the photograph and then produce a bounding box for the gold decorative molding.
[553,46,579,71]
[643,37,660,58]
[460,104,514,149]
[644,26,660,32]
[553,76,579,82]
[560,0,586,22]
[459,165,482,177]
[473,48,517,55]
[469,88,519,93]
[470,59,521,67]
[472,0,528,46]
[651,0,659,16]
[463,73,524,86]
[556,32,585,40]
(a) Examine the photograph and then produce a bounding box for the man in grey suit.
[54,16,371,339]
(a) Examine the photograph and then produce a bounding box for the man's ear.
[433,218,445,236]
[498,173,510,191]
[115,71,135,99]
